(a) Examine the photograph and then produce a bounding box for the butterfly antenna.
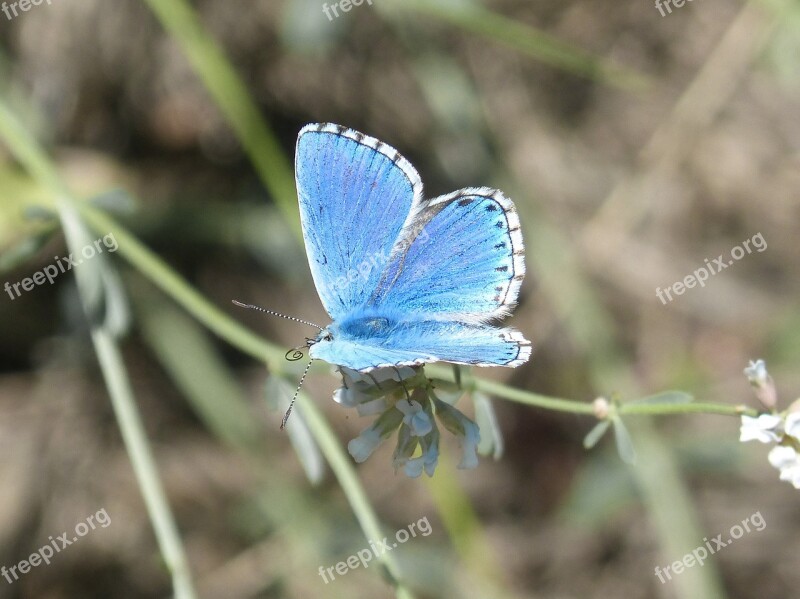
[232,300,323,331]
[281,359,313,430]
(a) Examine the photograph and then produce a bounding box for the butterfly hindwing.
[310,317,531,371]
[296,123,424,321]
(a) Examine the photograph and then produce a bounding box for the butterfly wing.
[310,318,530,371]
[312,187,532,371]
[369,187,525,322]
[296,123,424,321]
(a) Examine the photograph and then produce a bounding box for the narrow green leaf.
[473,392,504,460]
[266,375,325,485]
[583,419,612,450]
[138,298,261,449]
[0,230,53,273]
[612,416,637,465]
[383,0,651,90]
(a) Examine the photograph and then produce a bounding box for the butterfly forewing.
[295,123,423,321]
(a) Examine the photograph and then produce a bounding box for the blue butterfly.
[295,123,532,372]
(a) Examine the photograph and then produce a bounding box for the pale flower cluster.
[334,366,480,478]
[739,359,800,489]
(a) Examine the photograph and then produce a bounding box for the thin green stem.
[619,402,756,417]
[298,399,417,599]
[426,365,757,418]
[76,204,417,597]
[474,377,596,415]
[390,0,652,91]
[91,330,197,599]
[141,0,300,239]
[0,100,197,599]
[78,203,287,368]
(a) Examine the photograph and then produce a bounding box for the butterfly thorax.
[320,314,396,343]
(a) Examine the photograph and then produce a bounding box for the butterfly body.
[297,123,531,372]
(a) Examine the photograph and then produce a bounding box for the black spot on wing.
[458,198,474,207]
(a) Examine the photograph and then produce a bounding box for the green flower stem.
[297,399,416,599]
[473,376,595,415]
[79,203,286,367]
[76,204,417,598]
[0,102,197,599]
[141,0,300,240]
[390,0,652,91]
[620,402,756,417]
[426,365,758,418]
[90,329,198,599]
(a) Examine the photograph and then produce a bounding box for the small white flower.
[333,365,482,477]
[739,414,782,443]
[744,359,769,388]
[743,359,777,408]
[348,427,383,463]
[396,399,433,437]
[333,386,371,407]
[347,407,404,463]
[434,398,481,470]
[767,444,797,469]
[768,445,800,489]
[784,411,800,441]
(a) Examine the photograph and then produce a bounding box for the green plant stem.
[91,330,198,599]
[620,402,755,417]
[297,399,416,599]
[426,365,757,418]
[81,203,285,366]
[0,101,197,599]
[389,0,652,91]
[141,0,300,240]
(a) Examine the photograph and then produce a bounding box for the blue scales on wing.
[296,123,531,372]
[369,187,526,322]
[295,123,424,322]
